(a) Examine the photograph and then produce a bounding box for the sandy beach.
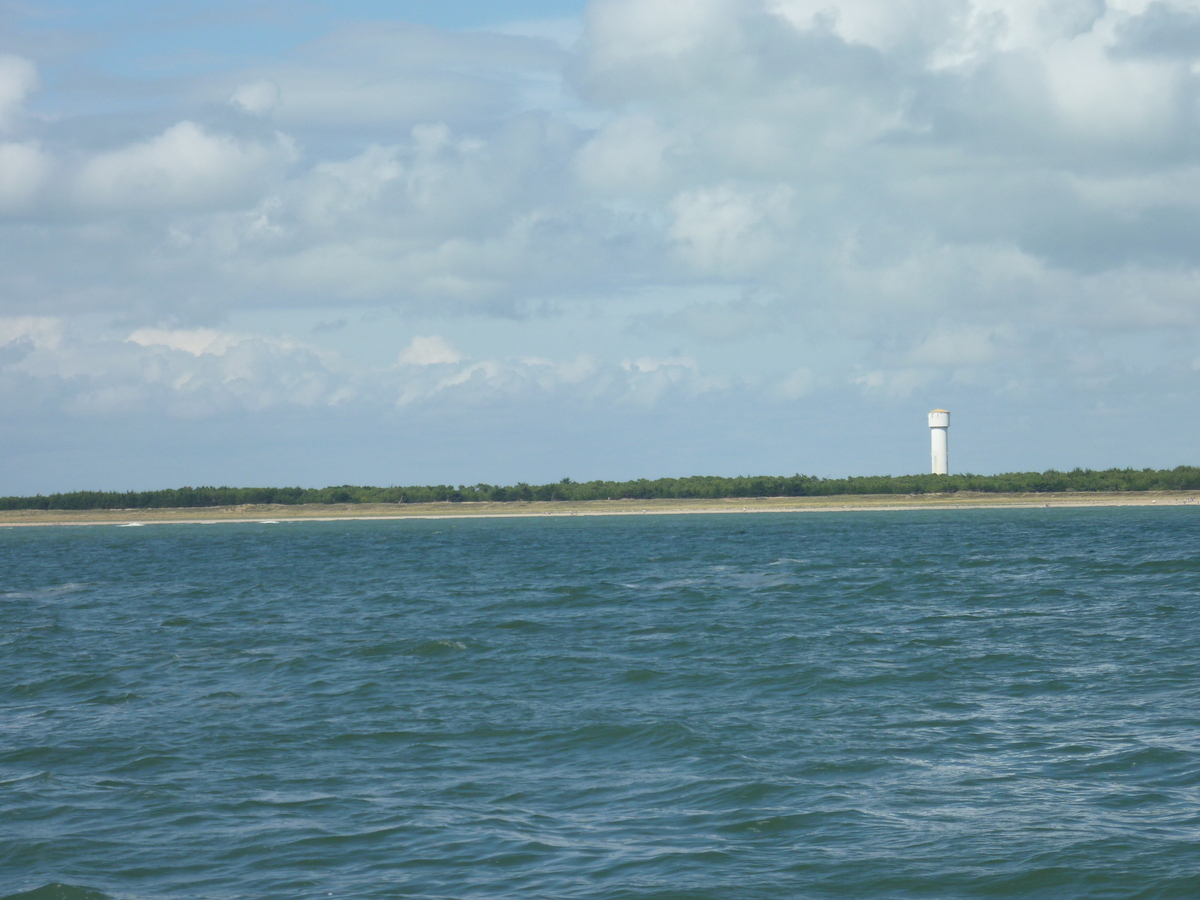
[1,491,1198,526]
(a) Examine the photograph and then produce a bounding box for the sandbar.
[1,491,1198,526]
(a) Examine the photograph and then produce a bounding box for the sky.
[1,0,1199,493]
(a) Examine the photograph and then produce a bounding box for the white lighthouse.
[928,409,950,475]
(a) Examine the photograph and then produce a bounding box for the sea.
[2,508,1199,899]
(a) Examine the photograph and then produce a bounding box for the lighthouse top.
[928,409,950,427]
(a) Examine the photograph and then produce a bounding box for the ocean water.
[2,508,1199,900]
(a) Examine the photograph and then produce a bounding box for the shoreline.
[1,491,1198,526]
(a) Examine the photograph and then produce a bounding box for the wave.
[2,886,110,900]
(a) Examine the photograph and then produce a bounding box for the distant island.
[3,467,1199,511]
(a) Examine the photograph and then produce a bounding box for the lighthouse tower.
[928,409,950,475]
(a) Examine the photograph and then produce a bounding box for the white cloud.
[769,0,1106,61]
[668,183,793,272]
[1044,33,1177,143]
[906,325,1010,367]
[493,17,585,49]
[520,353,599,384]
[240,23,567,130]
[127,327,247,357]
[770,0,948,52]
[0,55,36,132]
[777,367,815,399]
[0,142,48,211]
[622,355,699,373]
[397,335,463,365]
[389,347,720,409]
[295,143,404,227]
[575,115,674,194]
[230,79,281,115]
[0,316,61,349]
[585,0,734,66]
[617,354,723,405]
[75,122,295,211]
[852,367,929,397]
[630,297,779,343]
[3,324,717,418]
[1,2,1199,478]
[3,323,351,417]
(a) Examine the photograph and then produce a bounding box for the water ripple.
[1,508,1199,898]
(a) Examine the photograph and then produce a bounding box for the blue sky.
[1,0,1199,492]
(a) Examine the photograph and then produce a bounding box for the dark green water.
[2,509,1199,899]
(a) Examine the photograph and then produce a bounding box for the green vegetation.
[2,467,1199,511]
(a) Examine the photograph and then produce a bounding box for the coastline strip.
[1,492,1198,526]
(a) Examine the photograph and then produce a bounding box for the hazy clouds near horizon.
[1,0,1198,491]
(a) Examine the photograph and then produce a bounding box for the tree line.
[2,467,1199,510]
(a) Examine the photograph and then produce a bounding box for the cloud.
[0,55,36,132]
[852,367,928,398]
[0,312,739,422]
[493,17,586,49]
[575,114,674,194]
[397,335,463,366]
[520,353,599,384]
[668,183,794,273]
[1043,34,1178,143]
[583,0,736,75]
[127,327,248,357]
[622,354,699,373]
[4,2,1197,334]
[629,296,778,342]
[1113,2,1200,59]
[0,316,61,350]
[75,122,295,211]
[5,323,351,418]
[0,2,1199,464]
[776,366,815,399]
[230,79,281,115]
[905,325,1010,367]
[240,23,569,130]
[0,141,48,211]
